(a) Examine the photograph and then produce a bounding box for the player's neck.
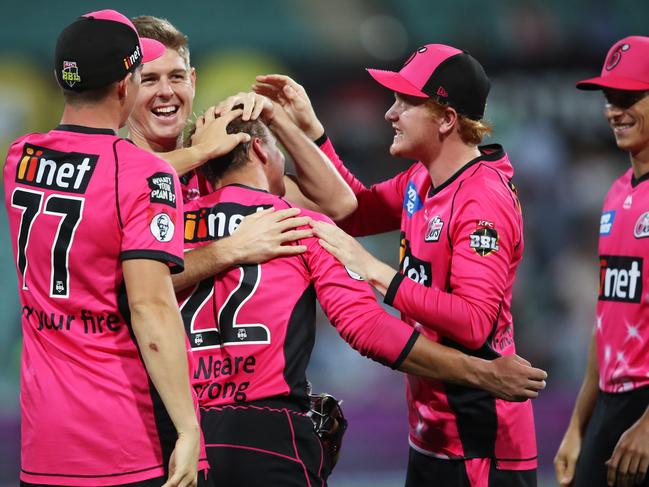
[60,103,120,133]
[424,139,481,188]
[217,164,271,194]
[630,145,649,179]
[128,127,180,153]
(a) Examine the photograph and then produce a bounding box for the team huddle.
[3,7,649,487]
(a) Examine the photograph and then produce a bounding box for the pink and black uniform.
[179,169,212,203]
[320,137,537,477]
[180,183,419,486]
[4,125,206,485]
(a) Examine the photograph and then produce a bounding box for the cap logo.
[123,45,141,70]
[436,86,448,97]
[605,43,630,71]
[62,61,81,87]
[402,46,429,69]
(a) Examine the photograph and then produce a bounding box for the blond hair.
[132,16,190,68]
[425,99,492,145]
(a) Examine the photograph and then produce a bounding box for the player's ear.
[439,106,458,136]
[250,137,268,164]
[116,75,129,103]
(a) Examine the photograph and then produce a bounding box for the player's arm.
[253,74,406,234]
[172,207,312,292]
[155,109,250,176]
[313,188,517,349]
[554,329,599,486]
[123,258,199,487]
[306,215,546,401]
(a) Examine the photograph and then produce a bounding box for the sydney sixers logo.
[605,43,630,71]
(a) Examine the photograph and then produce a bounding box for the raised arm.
[123,259,200,487]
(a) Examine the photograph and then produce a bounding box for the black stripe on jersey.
[113,139,124,229]
[428,144,505,197]
[632,171,649,188]
[54,124,116,135]
[121,250,184,274]
[392,330,420,370]
[384,271,405,306]
[283,284,317,411]
[480,164,523,249]
[20,463,164,480]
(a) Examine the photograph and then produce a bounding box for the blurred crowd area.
[0,0,646,485]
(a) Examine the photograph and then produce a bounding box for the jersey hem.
[20,465,165,486]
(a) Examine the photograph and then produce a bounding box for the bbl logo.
[469,220,499,256]
[62,61,81,87]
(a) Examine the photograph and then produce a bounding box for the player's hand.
[606,415,649,487]
[213,91,276,124]
[253,74,325,140]
[481,354,547,402]
[162,429,200,487]
[191,107,250,161]
[310,220,375,279]
[554,423,582,486]
[229,207,313,263]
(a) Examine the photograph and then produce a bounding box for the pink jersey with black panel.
[180,184,418,410]
[321,138,537,469]
[4,125,207,485]
[597,169,649,393]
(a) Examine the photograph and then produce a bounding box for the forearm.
[270,115,356,220]
[398,334,485,386]
[385,273,496,350]
[567,330,600,435]
[172,240,241,292]
[130,300,199,434]
[157,146,209,177]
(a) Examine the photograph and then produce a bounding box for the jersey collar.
[55,124,116,135]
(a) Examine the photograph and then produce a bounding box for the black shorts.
[200,400,327,487]
[405,447,536,487]
[573,386,649,487]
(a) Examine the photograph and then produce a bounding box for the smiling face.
[603,88,649,155]
[384,93,440,161]
[128,47,195,152]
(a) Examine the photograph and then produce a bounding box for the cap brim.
[366,68,428,97]
[576,75,649,91]
[141,37,166,63]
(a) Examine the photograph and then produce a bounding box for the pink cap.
[366,44,490,120]
[83,9,165,63]
[577,36,649,91]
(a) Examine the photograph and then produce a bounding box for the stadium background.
[0,1,646,485]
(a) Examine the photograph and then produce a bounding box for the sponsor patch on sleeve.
[600,210,616,236]
[150,212,175,242]
[469,220,499,256]
[148,172,177,208]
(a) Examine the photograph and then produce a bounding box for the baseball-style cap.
[367,44,491,120]
[55,9,165,92]
[577,36,649,91]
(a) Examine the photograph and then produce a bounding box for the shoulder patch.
[469,220,499,256]
[600,210,616,236]
[150,212,175,242]
[148,172,177,208]
[634,211,649,238]
[404,181,424,217]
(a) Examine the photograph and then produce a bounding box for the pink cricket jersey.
[597,168,649,393]
[180,184,419,410]
[322,138,537,470]
[179,169,212,203]
[4,125,207,485]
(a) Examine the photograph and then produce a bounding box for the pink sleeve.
[117,141,184,273]
[385,186,521,350]
[304,211,419,367]
[319,137,408,236]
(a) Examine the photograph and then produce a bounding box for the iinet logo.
[15,144,98,193]
[599,255,643,303]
